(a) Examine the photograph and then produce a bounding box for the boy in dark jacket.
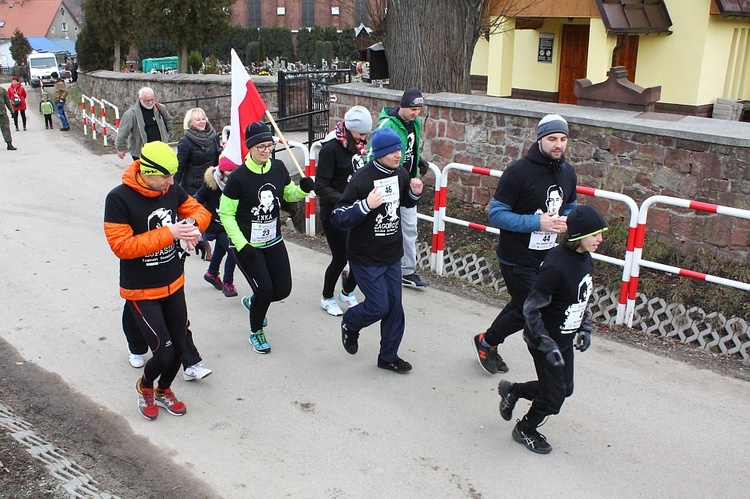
[331,128,423,372]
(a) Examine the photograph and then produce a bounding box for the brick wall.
[329,83,750,263]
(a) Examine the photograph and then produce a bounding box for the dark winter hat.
[344,106,373,134]
[400,88,424,108]
[140,141,178,176]
[370,128,403,159]
[536,114,569,140]
[567,205,608,242]
[51,71,59,79]
[245,122,273,149]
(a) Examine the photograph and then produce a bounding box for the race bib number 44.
[528,230,556,250]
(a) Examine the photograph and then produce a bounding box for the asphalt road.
[1,91,749,498]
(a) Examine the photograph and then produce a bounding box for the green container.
[141,56,179,73]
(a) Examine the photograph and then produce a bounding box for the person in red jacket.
[8,76,27,131]
[104,141,211,420]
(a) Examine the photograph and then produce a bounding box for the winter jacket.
[52,81,68,102]
[314,136,366,225]
[8,85,26,111]
[103,161,211,301]
[367,106,423,178]
[193,166,225,235]
[115,101,173,159]
[176,132,222,195]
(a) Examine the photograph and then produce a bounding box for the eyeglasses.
[255,143,275,152]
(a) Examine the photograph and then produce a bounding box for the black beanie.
[245,122,273,149]
[567,205,607,242]
[400,88,424,108]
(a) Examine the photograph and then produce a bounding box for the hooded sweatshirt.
[104,161,210,300]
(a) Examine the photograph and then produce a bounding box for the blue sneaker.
[249,329,271,354]
[241,295,268,327]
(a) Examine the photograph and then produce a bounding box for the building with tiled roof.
[0,0,82,42]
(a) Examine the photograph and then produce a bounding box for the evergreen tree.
[81,0,138,72]
[138,0,233,73]
[9,29,33,67]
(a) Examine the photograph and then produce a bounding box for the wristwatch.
[185,218,196,226]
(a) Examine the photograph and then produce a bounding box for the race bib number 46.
[373,176,399,204]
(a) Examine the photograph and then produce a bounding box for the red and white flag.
[224,48,268,165]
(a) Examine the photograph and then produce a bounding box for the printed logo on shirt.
[561,273,593,333]
[144,208,178,266]
[403,132,415,169]
[250,183,280,244]
[374,200,400,237]
[529,184,565,251]
[347,154,366,183]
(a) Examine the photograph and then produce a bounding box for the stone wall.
[329,83,750,263]
[78,70,278,132]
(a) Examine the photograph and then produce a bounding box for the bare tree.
[364,0,543,93]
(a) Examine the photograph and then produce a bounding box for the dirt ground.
[2,89,748,496]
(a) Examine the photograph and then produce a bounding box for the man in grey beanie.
[472,114,578,375]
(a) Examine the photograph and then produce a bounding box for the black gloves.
[545,348,564,367]
[239,244,257,261]
[575,331,591,352]
[418,158,429,176]
[299,177,314,193]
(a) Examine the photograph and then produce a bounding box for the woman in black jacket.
[314,106,372,317]
[176,107,221,260]
[176,108,221,195]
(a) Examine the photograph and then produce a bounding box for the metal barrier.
[99,99,120,146]
[576,186,639,325]
[434,164,503,275]
[309,141,323,237]
[435,163,638,325]
[272,136,312,236]
[627,195,750,327]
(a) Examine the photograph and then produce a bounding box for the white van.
[28,52,59,88]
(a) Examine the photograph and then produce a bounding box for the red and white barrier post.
[627,195,750,327]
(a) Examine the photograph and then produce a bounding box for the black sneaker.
[493,349,509,373]
[341,322,359,355]
[497,380,518,421]
[472,334,497,374]
[377,356,412,373]
[512,421,552,454]
[402,273,428,288]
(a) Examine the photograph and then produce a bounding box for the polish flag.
[224,48,268,165]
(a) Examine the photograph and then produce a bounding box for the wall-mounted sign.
[538,33,554,63]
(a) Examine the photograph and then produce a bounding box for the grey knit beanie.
[536,114,569,140]
[344,106,373,134]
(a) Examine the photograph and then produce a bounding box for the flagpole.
[264,110,307,178]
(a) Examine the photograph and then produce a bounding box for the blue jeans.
[205,232,236,283]
[56,101,69,128]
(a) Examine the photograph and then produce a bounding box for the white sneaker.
[320,296,343,316]
[338,290,358,307]
[128,353,145,368]
[183,363,213,381]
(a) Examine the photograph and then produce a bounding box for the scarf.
[212,167,227,191]
[184,124,217,151]
[335,121,367,155]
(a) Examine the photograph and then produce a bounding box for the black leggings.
[485,263,540,346]
[321,209,357,298]
[12,110,26,129]
[232,242,292,332]
[126,288,187,389]
[123,302,203,368]
[515,345,575,429]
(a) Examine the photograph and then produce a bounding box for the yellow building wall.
[471,37,490,77]
[509,20,563,93]
[472,0,750,107]
[586,18,616,82]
